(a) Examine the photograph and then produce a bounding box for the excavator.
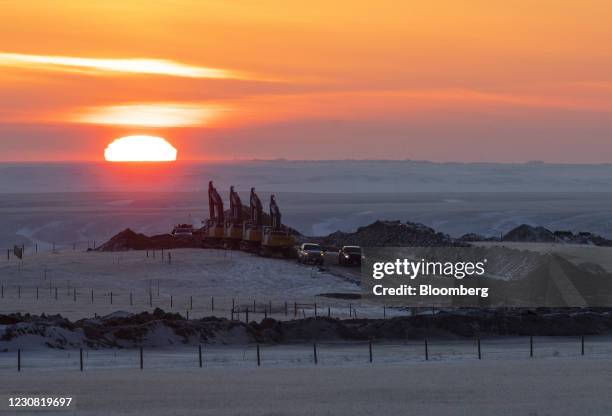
[240,187,263,252]
[204,181,225,247]
[224,185,243,249]
[260,194,295,257]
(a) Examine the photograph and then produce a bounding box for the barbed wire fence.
[1,335,605,372]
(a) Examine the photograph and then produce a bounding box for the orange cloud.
[0,52,246,79]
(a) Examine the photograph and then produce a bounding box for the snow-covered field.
[2,162,612,414]
[2,353,612,415]
[0,248,374,321]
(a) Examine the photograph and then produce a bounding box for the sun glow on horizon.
[104,135,177,162]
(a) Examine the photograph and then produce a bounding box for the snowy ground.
[2,352,612,415]
[0,248,386,321]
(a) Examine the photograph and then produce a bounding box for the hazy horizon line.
[1,158,612,166]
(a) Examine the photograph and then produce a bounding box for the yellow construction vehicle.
[224,185,243,249]
[241,187,263,252]
[260,194,295,257]
[204,180,224,247]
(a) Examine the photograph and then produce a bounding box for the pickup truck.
[297,243,325,265]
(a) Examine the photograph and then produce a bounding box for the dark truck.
[338,245,362,266]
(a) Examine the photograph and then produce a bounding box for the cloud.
[70,103,223,127]
[0,52,246,79]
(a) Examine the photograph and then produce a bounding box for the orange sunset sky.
[1,0,612,162]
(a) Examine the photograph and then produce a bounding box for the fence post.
[246,307,249,323]
[36,287,39,300]
[284,301,288,316]
[80,348,83,371]
[425,339,429,361]
[91,289,94,303]
[253,299,256,313]
[73,288,76,302]
[130,292,133,306]
[110,291,113,304]
[140,347,143,370]
[211,296,214,311]
[369,340,373,363]
[328,307,331,318]
[256,344,261,367]
[314,303,317,317]
[55,287,58,300]
[198,344,203,368]
[170,295,173,309]
[269,300,272,316]
[294,302,297,317]
[383,305,386,319]
[18,286,20,299]
[17,349,21,371]
[190,296,193,310]
[581,336,585,356]
[477,338,481,360]
[530,336,533,358]
[313,343,318,365]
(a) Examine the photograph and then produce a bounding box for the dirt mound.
[96,228,202,251]
[502,224,557,243]
[457,224,612,246]
[2,308,612,349]
[459,233,498,242]
[499,224,612,246]
[553,230,612,246]
[321,220,465,248]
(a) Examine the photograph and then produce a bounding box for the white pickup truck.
[297,243,325,265]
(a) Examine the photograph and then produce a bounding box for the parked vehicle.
[172,224,194,237]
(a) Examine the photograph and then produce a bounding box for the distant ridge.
[460,224,612,246]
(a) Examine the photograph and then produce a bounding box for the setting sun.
[104,135,177,162]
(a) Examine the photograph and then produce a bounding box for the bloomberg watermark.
[361,246,612,307]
